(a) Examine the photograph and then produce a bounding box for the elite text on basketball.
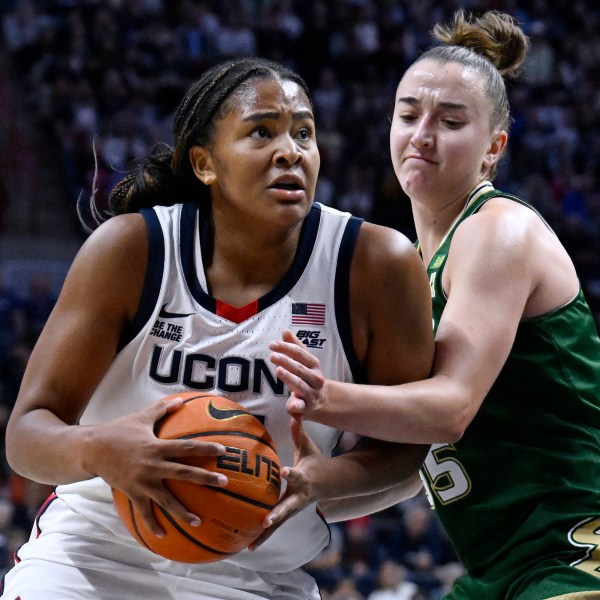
[217,446,281,488]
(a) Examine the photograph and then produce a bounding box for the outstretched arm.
[270,204,562,443]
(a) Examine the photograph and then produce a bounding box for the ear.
[189,146,217,186]
[482,130,508,170]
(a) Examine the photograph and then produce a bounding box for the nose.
[274,134,302,166]
[411,119,434,150]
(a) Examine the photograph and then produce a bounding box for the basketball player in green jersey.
[264,10,600,600]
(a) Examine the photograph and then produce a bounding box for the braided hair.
[79,58,312,230]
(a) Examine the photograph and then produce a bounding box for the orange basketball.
[112,392,282,563]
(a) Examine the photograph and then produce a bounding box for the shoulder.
[349,223,433,383]
[78,213,149,262]
[452,195,579,315]
[452,196,550,262]
[350,221,430,335]
[445,196,550,301]
[69,214,149,321]
[353,221,423,283]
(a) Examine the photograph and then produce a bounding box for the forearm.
[6,408,96,485]
[313,439,428,503]
[313,376,468,443]
[320,473,423,522]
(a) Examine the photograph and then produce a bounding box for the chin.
[271,200,309,223]
[401,173,436,199]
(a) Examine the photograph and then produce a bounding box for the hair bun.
[433,10,529,78]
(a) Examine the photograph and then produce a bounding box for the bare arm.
[5,215,227,534]
[270,203,568,443]
[319,474,423,523]
[261,416,425,530]
[256,224,434,534]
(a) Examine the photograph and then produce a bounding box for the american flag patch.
[291,302,326,326]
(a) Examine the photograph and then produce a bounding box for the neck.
[412,180,492,265]
[206,214,302,307]
[413,196,468,266]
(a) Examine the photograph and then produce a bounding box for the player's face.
[192,77,320,230]
[390,59,505,207]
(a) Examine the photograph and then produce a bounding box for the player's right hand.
[83,397,228,536]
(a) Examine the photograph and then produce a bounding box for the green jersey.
[419,182,600,599]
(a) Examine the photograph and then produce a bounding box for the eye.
[295,127,313,141]
[398,113,418,123]
[443,119,463,129]
[251,126,270,139]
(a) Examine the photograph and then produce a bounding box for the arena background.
[0,1,598,597]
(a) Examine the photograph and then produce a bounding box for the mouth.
[268,176,305,191]
[404,154,436,164]
[269,182,303,191]
[267,176,307,202]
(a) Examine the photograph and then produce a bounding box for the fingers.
[270,351,324,391]
[269,334,324,392]
[286,396,307,415]
[249,465,312,551]
[152,396,185,420]
[153,439,229,489]
[128,441,229,535]
[131,487,202,536]
[164,438,227,458]
[269,335,321,370]
[281,328,305,347]
[123,438,229,534]
[134,496,166,537]
[289,414,308,454]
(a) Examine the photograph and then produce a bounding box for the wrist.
[78,425,102,480]
[311,378,336,424]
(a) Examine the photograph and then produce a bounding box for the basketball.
[112,392,282,563]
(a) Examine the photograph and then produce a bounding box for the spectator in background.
[215,1,256,59]
[0,271,26,372]
[336,168,375,220]
[431,563,465,600]
[367,560,419,600]
[330,577,367,600]
[304,522,346,595]
[1,0,53,73]
[0,497,15,576]
[389,502,444,594]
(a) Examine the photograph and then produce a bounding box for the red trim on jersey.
[216,299,259,323]
[35,492,58,538]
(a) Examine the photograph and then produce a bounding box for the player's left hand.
[249,414,325,550]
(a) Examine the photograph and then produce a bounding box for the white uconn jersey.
[55,201,365,574]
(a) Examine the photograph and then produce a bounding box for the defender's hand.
[269,329,326,418]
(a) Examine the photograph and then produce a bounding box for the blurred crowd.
[1,0,600,596]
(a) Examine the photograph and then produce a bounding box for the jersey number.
[569,517,600,578]
[421,443,471,505]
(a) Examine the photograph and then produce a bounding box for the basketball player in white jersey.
[1,58,434,599]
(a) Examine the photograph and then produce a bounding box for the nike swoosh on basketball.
[159,304,194,319]
[208,400,252,420]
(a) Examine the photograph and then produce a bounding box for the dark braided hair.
[79,58,312,230]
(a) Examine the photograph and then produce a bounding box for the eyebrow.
[242,110,315,122]
[397,96,468,111]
